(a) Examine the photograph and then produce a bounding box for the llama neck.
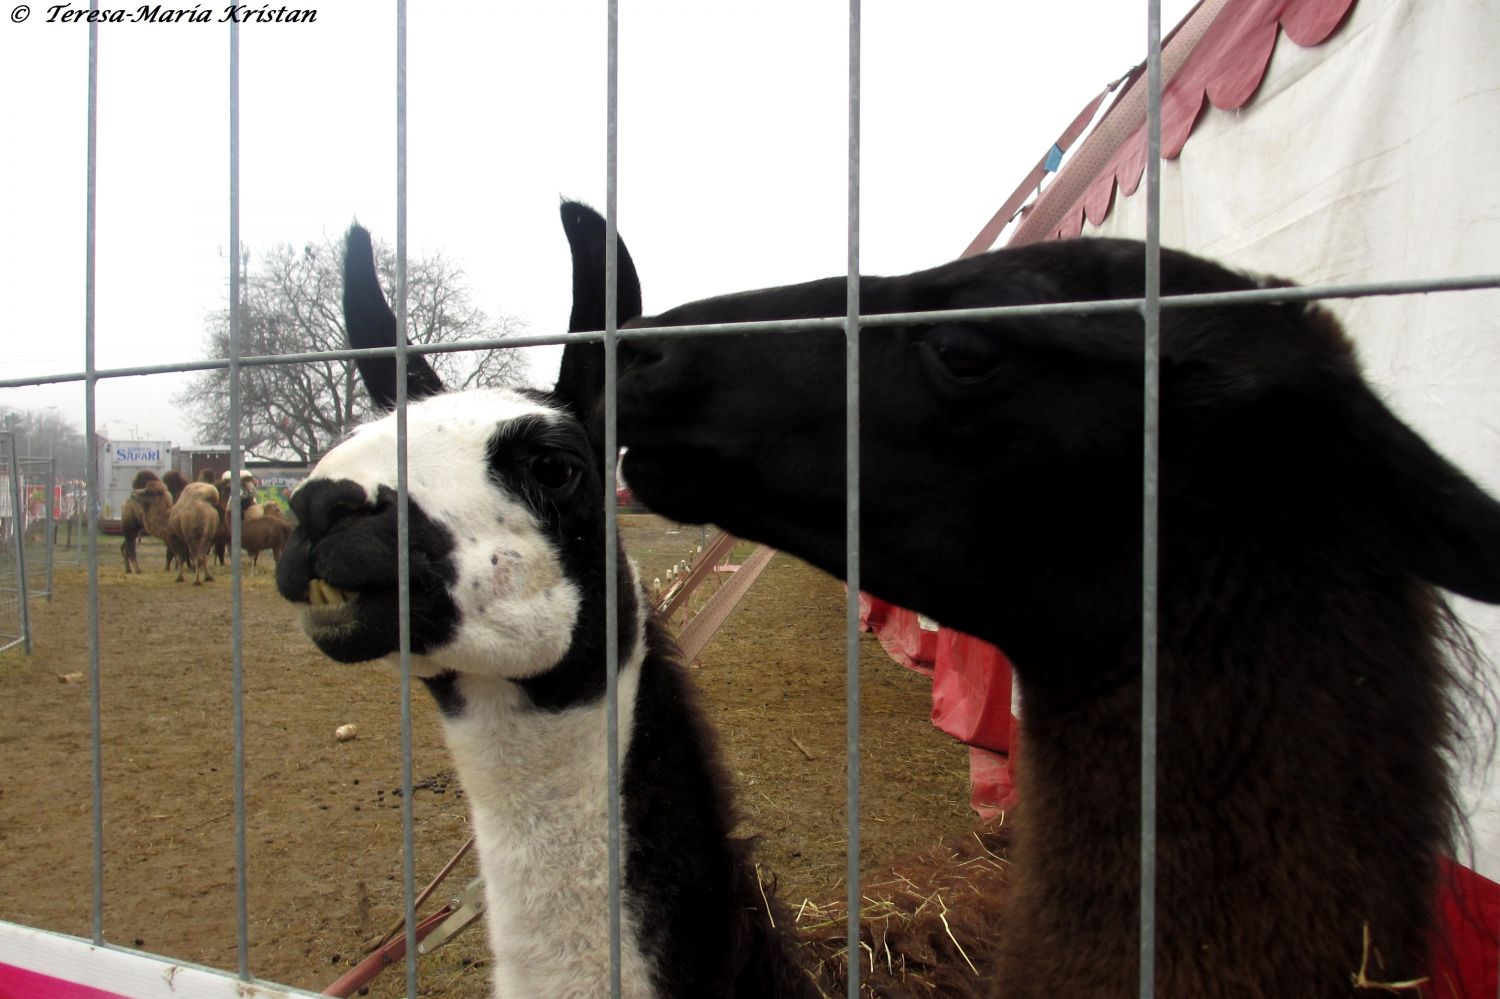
[1001,557,1457,998]
[438,639,660,999]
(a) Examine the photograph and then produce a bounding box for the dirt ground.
[0,517,977,997]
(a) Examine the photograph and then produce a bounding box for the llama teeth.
[308,578,355,607]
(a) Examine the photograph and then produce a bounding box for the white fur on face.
[303,389,583,680]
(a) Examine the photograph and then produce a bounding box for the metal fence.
[51,479,90,568]
[2,1,1498,997]
[0,433,56,656]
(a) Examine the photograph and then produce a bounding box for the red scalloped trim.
[1049,0,1357,240]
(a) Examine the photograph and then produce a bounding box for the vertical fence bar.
[844,2,863,996]
[227,15,251,981]
[394,2,419,995]
[603,0,624,996]
[84,4,105,948]
[5,434,29,655]
[1138,0,1163,997]
[44,458,55,601]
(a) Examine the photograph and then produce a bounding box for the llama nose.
[619,335,706,400]
[291,478,374,542]
[618,336,663,374]
[618,338,711,441]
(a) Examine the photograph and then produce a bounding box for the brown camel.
[168,482,220,585]
[240,515,293,572]
[121,475,176,574]
[120,469,159,574]
[212,476,262,565]
[162,469,188,501]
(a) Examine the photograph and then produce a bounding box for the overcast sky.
[1,1,1194,450]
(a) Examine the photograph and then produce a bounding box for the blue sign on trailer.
[113,445,164,465]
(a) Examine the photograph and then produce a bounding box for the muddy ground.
[0,517,976,996]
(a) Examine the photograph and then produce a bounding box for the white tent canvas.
[998,0,1500,876]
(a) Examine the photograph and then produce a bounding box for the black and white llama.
[611,241,1500,997]
[276,206,820,999]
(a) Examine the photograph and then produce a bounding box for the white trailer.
[96,439,173,524]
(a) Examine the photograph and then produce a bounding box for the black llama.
[611,239,1500,997]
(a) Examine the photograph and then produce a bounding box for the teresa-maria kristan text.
[44,4,317,23]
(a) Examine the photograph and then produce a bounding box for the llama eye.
[923,324,1005,382]
[528,452,580,493]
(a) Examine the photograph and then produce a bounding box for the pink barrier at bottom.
[0,964,127,999]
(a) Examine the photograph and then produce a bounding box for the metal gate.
[1,1,1497,997]
[0,432,56,656]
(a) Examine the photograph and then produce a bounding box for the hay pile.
[794,825,1011,998]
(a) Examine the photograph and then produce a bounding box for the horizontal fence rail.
[5,270,1498,391]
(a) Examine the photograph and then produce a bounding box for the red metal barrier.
[322,908,454,998]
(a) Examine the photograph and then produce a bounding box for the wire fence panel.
[49,480,89,568]
[3,3,1498,998]
[0,437,56,653]
[0,433,32,655]
[17,457,56,604]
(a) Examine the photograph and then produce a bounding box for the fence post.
[44,457,55,601]
[6,433,31,655]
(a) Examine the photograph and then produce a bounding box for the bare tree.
[179,235,526,462]
[0,406,87,479]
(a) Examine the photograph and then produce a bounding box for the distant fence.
[51,480,89,562]
[0,433,56,655]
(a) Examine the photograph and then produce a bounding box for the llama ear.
[343,224,445,411]
[1339,387,1500,604]
[553,200,643,420]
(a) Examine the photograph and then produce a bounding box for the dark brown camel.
[212,475,261,566]
[239,515,292,572]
